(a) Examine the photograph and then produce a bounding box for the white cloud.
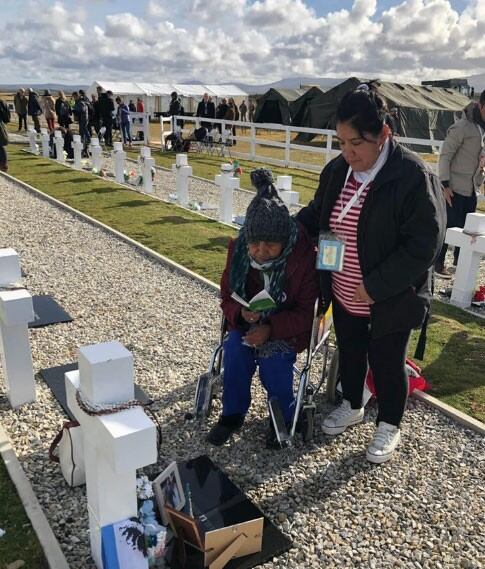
[0,0,484,87]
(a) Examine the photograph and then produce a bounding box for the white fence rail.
[160,116,443,172]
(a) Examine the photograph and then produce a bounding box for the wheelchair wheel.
[301,406,315,443]
[326,347,340,403]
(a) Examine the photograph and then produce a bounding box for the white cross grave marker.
[276,175,299,206]
[0,248,35,408]
[90,138,103,173]
[140,146,155,194]
[28,128,39,155]
[112,142,126,184]
[73,134,83,169]
[40,128,50,158]
[54,131,65,164]
[171,154,192,206]
[446,212,485,308]
[65,341,157,569]
[215,163,240,224]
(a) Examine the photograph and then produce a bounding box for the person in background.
[97,86,115,146]
[435,89,485,278]
[196,92,215,129]
[215,97,229,133]
[129,100,136,112]
[72,91,91,145]
[0,96,11,172]
[91,93,100,134]
[296,87,446,464]
[239,99,248,122]
[115,97,132,147]
[14,88,28,131]
[226,97,239,144]
[41,90,56,132]
[168,91,183,128]
[248,100,256,122]
[27,88,42,133]
[55,91,72,129]
[136,98,144,113]
[207,169,319,448]
[78,90,93,136]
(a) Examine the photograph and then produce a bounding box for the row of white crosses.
[446,212,485,308]
[65,341,157,569]
[0,249,36,408]
[171,154,300,225]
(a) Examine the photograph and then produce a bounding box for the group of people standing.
[12,86,140,148]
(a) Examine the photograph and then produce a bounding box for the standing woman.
[42,89,56,132]
[296,87,446,464]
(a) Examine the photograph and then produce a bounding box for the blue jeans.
[222,329,296,423]
[79,121,91,144]
[121,121,131,144]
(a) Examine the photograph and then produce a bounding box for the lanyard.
[336,138,390,225]
[336,167,373,224]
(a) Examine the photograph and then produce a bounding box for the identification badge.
[316,232,345,272]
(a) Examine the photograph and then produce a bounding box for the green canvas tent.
[295,77,471,143]
[253,88,306,125]
[289,86,326,127]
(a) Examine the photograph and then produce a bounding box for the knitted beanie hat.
[244,168,291,244]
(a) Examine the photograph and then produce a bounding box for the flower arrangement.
[136,475,154,501]
[230,159,242,177]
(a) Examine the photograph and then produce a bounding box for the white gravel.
[0,166,484,569]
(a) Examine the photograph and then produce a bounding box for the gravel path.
[0,171,484,569]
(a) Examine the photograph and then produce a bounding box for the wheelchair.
[186,299,340,447]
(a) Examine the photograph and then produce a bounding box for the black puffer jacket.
[296,139,446,339]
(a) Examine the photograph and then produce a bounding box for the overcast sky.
[1,0,483,85]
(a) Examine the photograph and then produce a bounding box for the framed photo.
[152,461,186,526]
[164,504,204,551]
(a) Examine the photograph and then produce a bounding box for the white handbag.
[49,421,86,487]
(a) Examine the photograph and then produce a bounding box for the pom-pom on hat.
[244,168,291,244]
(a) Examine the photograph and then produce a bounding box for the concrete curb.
[412,390,485,435]
[0,424,70,569]
[1,170,484,438]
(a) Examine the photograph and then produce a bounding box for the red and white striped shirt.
[329,174,371,317]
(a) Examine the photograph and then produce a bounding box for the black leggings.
[333,300,410,427]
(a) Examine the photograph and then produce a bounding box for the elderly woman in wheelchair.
[207,169,319,448]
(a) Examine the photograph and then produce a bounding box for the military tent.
[289,86,326,127]
[295,77,471,143]
[253,88,306,125]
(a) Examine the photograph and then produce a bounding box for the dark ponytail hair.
[336,85,388,140]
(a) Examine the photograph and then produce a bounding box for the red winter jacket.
[220,225,319,353]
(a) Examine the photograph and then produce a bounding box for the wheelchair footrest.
[269,397,291,448]
[193,372,221,419]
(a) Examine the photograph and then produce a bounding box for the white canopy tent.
[87,81,249,116]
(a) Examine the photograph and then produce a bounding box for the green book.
[231,290,277,312]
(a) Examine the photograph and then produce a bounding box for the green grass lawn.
[4,144,485,422]
[409,301,485,422]
[7,145,236,284]
[0,459,48,568]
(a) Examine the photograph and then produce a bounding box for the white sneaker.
[322,399,364,435]
[366,421,401,464]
